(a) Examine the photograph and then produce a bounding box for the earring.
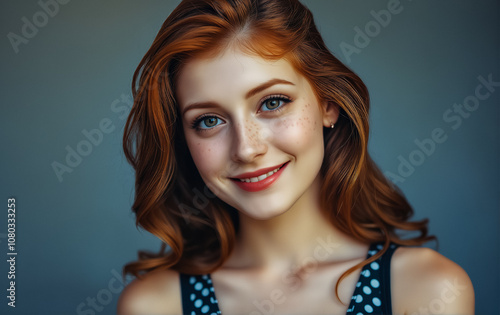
[330,122,334,129]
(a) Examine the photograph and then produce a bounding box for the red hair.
[122,0,436,302]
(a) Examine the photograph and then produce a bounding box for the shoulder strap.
[179,273,221,314]
[346,242,400,315]
[380,242,399,314]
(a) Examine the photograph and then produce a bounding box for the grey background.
[1,0,498,314]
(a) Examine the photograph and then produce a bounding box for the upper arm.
[116,269,182,315]
[391,246,475,314]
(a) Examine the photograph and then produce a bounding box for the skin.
[117,47,475,314]
[176,46,337,222]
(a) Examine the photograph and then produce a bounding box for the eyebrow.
[182,78,295,116]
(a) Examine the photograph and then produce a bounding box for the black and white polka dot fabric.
[180,242,399,315]
[346,242,399,314]
[180,273,221,315]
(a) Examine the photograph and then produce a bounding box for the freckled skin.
[175,48,338,220]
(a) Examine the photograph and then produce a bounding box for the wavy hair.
[122,0,436,302]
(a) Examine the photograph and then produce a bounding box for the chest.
[211,263,362,314]
[180,243,399,314]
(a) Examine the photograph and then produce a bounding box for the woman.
[117,0,474,314]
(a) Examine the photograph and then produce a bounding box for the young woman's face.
[176,47,334,220]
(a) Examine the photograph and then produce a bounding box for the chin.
[243,210,285,221]
[237,201,294,221]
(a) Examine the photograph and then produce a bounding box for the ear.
[321,101,340,128]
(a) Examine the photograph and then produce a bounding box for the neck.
[225,174,366,271]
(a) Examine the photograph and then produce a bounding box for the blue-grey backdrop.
[1,0,498,314]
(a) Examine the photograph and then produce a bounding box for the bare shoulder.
[116,268,182,315]
[391,246,475,314]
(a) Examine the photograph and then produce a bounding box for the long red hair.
[122,0,435,302]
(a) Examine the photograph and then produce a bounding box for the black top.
[180,242,400,315]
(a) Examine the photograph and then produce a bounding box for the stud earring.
[330,122,335,129]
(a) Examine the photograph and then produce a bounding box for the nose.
[231,118,268,164]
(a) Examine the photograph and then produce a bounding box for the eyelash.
[190,94,293,132]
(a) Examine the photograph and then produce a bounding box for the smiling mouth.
[234,163,287,183]
[229,161,289,181]
[229,161,289,192]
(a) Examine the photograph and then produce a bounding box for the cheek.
[186,137,228,178]
[270,103,321,149]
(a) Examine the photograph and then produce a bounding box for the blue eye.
[260,95,292,112]
[190,95,292,132]
[192,115,222,131]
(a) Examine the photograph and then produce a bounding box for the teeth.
[239,165,282,183]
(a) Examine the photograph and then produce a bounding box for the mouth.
[229,161,290,192]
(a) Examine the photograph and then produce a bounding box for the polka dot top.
[180,242,399,315]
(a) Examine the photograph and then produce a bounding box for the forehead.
[175,48,303,108]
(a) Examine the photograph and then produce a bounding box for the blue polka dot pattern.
[346,242,399,315]
[180,273,221,315]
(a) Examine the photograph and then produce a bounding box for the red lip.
[230,161,289,192]
[231,162,288,180]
